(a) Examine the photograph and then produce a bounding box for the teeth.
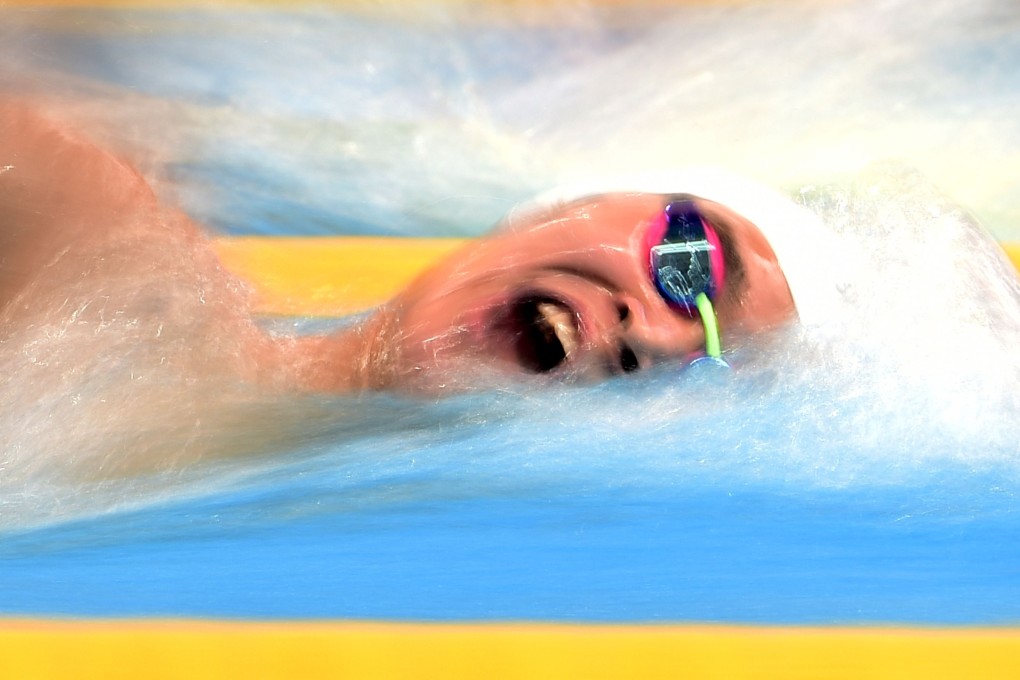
[537,301,579,358]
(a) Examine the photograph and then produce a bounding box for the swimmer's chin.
[361,332,573,397]
[260,294,587,395]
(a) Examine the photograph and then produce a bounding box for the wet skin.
[358,193,796,391]
[1,104,795,394]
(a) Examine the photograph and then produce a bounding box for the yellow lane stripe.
[1005,241,1020,272]
[214,237,1020,316]
[2,621,1019,680]
[212,236,466,316]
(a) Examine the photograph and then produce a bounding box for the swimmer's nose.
[613,295,706,368]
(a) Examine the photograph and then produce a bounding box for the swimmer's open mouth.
[497,295,580,373]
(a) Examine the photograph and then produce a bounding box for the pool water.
[1,363,1018,622]
[0,0,1018,624]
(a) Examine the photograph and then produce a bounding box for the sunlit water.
[0,1,1018,622]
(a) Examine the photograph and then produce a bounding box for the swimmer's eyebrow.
[710,212,747,308]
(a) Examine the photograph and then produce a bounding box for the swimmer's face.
[373,193,795,389]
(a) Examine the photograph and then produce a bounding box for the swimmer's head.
[366,170,837,390]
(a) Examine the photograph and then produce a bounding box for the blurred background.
[2,0,1018,241]
[0,0,1018,626]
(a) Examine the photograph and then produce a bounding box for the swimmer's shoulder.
[1,100,158,221]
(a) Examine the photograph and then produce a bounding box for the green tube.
[694,292,723,360]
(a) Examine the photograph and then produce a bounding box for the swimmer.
[297,171,845,392]
[1,103,837,395]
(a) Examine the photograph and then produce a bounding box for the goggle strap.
[694,291,724,361]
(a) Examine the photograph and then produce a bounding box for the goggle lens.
[648,199,728,365]
[648,200,724,314]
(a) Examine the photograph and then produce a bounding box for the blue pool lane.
[2,472,1018,623]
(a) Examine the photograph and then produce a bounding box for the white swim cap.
[533,168,848,328]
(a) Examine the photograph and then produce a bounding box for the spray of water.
[0,0,1017,530]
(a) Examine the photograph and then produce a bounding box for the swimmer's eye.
[510,296,577,374]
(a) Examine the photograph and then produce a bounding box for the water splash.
[0,1,1017,534]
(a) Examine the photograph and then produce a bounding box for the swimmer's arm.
[0,102,161,302]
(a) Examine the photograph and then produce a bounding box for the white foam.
[1,1,1018,530]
